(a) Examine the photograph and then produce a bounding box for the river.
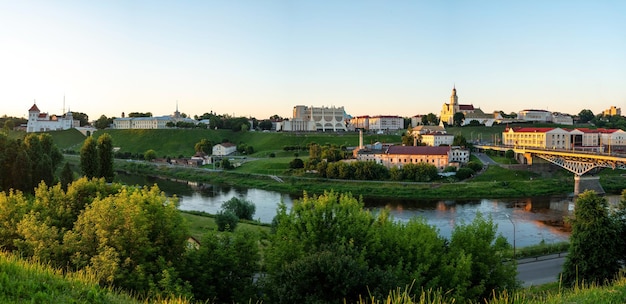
[114,173,622,247]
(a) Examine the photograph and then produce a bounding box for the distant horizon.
[1,1,624,121]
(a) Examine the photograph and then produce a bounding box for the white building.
[280,105,349,132]
[421,133,454,146]
[27,103,79,132]
[368,115,404,131]
[112,104,198,129]
[212,143,237,156]
[517,109,552,123]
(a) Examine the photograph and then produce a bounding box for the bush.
[215,211,238,231]
[466,161,483,172]
[221,197,256,221]
[456,167,475,180]
[289,158,304,169]
[269,152,276,158]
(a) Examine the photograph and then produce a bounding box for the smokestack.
[359,129,363,149]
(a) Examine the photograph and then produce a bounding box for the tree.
[505,149,515,159]
[128,112,152,117]
[80,137,99,178]
[453,112,465,127]
[3,119,14,131]
[577,109,594,123]
[60,162,74,190]
[453,134,468,147]
[194,139,212,154]
[401,132,415,146]
[221,197,256,221]
[180,229,260,303]
[426,113,439,125]
[258,120,273,130]
[220,158,233,169]
[144,149,157,161]
[97,133,114,182]
[215,210,239,231]
[289,158,304,169]
[71,112,89,126]
[562,190,621,286]
[94,115,113,129]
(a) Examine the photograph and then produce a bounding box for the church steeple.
[450,85,458,106]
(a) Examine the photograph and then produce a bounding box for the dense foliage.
[562,190,624,286]
[0,132,63,193]
[264,191,519,303]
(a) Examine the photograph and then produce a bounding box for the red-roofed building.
[26,103,79,133]
[375,145,466,170]
[440,86,480,126]
[502,127,624,152]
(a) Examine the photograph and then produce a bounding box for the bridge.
[475,145,626,195]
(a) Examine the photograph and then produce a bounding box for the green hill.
[0,251,140,304]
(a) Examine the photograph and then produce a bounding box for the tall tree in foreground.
[562,190,621,286]
[97,133,115,182]
[80,136,99,179]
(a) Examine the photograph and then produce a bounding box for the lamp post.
[506,214,516,259]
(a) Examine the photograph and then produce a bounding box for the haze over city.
[1,1,624,121]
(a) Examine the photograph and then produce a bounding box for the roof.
[507,127,555,133]
[386,146,450,155]
[217,142,236,147]
[459,104,475,111]
[29,104,40,112]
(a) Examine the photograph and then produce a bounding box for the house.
[191,151,211,165]
[379,146,452,171]
[212,143,237,156]
[27,103,79,132]
[421,132,454,146]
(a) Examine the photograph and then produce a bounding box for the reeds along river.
[115,173,622,247]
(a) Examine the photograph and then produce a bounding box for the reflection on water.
[114,173,619,247]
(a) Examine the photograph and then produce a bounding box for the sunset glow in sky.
[1,1,624,121]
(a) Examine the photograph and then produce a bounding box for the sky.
[1,1,624,121]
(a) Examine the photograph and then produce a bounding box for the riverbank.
[113,158,577,200]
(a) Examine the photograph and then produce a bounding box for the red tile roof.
[29,104,40,112]
[459,104,475,111]
[508,127,555,133]
[387,146,450,155]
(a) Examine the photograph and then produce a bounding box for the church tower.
[450,86,459,112]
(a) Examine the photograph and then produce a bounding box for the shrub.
[215,211,238,231]
[221,197,256,221]
[456,168,475,180]
[467,161,483,172]
[289,158,304,169]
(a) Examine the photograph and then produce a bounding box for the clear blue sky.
[1,1,624,121]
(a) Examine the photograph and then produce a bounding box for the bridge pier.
[573,175,605,195]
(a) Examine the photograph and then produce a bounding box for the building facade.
[212,143,237,156]
[440,86,477,125]
[502,127,624,152]
[112,104,198,129]
[421,133,454,146]
[603,106,622,116]
[281,105,349,132]
[368,115,404,131]
[27,104,79,132]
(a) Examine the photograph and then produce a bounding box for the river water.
[115,173,622,247]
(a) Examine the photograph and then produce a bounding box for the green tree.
[220,158,233,169]
[215,210,238,231]
[60,162,74,190]
[221,197,256,221]
[577,109,594,123]
[80,136,99,178]
[453,134,468,147]
[181,229,260,303]
[63,184,188,295]
[144,149,157,161]
[289,158,304,169]
[401,132,415,146]
[308,143,321,161]
[71,111,89,126]
[453,112,465,127]
[194,138,212,154]
[97,133,114,182]
[505,149,515,159]
[562,190,621,286]
[94,115,113,129]
[445,213,519,301]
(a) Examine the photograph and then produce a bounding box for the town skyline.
[1,1,624,121]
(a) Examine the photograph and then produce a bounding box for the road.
[473,152,498,165]
[517,254,567,287]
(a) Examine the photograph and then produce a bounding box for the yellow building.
[440,86,476,125]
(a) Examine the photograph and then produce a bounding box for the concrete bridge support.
[574,175,605,195]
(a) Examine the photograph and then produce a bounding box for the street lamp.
[505,214,516,259]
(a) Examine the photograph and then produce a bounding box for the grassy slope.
[0,251,138,304]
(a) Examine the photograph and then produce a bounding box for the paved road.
[517,254,567,287]
[473,152,498,165]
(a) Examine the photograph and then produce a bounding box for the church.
[439,86,476,126]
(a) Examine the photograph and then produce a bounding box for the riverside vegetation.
[2,128,626,302]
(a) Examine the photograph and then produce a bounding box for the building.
[349,116,370,130]
[212,143,237,156]
[368,115,404,131]
[112,103,198,129]
[551,113,573,125]
[517,109,552,123]
[421,132,454,146]
[409,125,446,136]
[27,103,79,132]
[440,86,477,126]
[279,105,349,132]
[378,146,452,171]
[603,106,622,116]
[502,127,624,152]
